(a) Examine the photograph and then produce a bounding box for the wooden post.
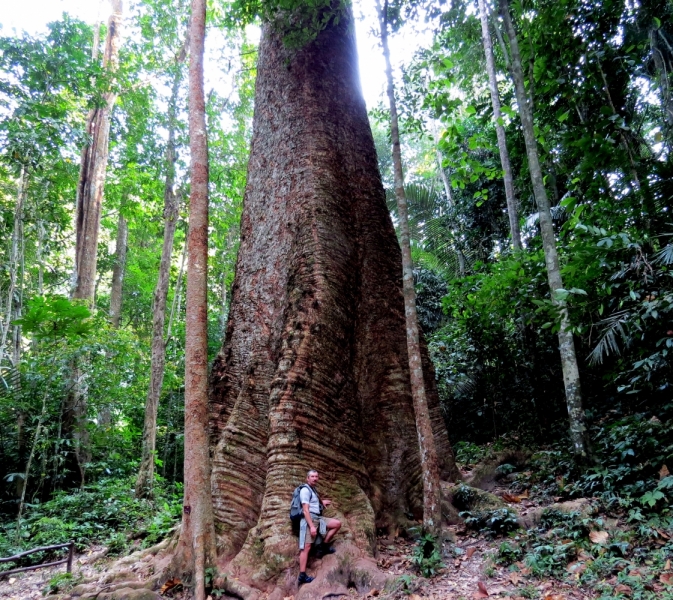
[67,541,74,573]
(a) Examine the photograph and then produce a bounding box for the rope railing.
[0,541,74,577]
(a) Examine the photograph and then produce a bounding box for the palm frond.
[388,182,471,277]
[0,364,20,400]
[653,243,673,265]
[588,310,631,365]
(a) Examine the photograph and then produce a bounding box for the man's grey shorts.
[299,513,327,550]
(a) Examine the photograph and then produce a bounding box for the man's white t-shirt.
[299,485,320,514]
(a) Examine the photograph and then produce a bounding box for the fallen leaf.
[283,597,294,600]
[160,578,182,594]
[467,547,477,559]
[589,530,609,544]
[509,571,522,585]
[543,595,565,600]
[366,590,380,597]
[478,581,489,596]
[615,584,632,595]
[665,559,672,570]
[409,595,422,600]
[519,489,529,499]
[658,529,671,540]
[566,561,587,575]
[502,493,522,504]
[8,578,16,585]
[660,465,670,479]
[661,573,673,585]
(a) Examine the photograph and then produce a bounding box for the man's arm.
[302,502,316,536]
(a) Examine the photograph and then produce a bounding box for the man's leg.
[323,518,341,544]
[299,543,312,572]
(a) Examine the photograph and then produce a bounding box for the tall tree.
[200,4,457,596]
[477,0,522,250]
[498,0,590,460]
[72,0,123,302]
[136,62,185,498]
[377,0,442,538]
[172,1,215,596]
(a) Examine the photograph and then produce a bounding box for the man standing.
[298,469,342,585]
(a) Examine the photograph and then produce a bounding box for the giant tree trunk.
[205,6,457,597]
[135,71,182,499]
[499,0,591,460]
[377,0,442,538]
[64,0,123,489]
[172,1,215,597]
[477,0,522,251]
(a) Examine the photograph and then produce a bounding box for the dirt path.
[371,526,589,600]
[0,530,592,600]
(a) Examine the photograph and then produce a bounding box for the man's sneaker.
[315,544,336,558]
[298,573,314,585]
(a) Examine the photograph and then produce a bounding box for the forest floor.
[2,470,671,599]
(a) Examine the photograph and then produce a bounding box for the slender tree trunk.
[136,70,182,499]
[434,149,467,276]
[167,239,187,343]
[36,219,44,296]
[499,0,590,460]
[64,0,124,488]
[202,5,457,596]
[173,1,215,595]
[477,0,522,251]
[15,389,48,543]
[0,168,26,367]
[377,0,442,537]
[109,211,128,327]
[651,28,673,134]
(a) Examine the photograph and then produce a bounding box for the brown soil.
[1,487,597,600]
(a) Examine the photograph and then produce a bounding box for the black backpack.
[289,484,322,530]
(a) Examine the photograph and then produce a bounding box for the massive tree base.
[201,5,458,598]
[63,7,460,600]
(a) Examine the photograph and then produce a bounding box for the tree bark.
[499,0,590,460]
[204,7,457,596]
[109,211,128,328]
[64,0,124,489]
[477,0,522,251]
[377,0,442,538]
[172,1,215,597]
[72,0,123,302]
[0,168,26,367]
[136,70,182,499]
